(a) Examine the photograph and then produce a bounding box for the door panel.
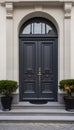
[19,38,58,101]
[20,41,38,100]
[39,40,57,100]
[42,42,53,72]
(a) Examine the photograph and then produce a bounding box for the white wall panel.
[0,5,6,79]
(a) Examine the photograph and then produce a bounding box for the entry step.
[0,108,74,116]
[0,115,74,123]
[0,102,74,123]
[12,102,64,109]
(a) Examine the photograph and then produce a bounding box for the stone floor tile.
[0,123,74,130]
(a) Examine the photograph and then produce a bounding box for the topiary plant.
[59,79,74,96]
[0,80,18,96]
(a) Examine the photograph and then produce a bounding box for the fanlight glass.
[20,18,56,35]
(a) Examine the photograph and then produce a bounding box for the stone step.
[12,102,64,109]
[0,109,74,116]
[0,115,74,123]
[0,102,74,123]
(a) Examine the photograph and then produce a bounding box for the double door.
[19,37,58,101]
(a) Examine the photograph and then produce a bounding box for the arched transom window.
[20,17,57,36]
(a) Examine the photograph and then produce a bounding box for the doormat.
[29,100,48,104]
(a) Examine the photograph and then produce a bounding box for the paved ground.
[0,123,74,130]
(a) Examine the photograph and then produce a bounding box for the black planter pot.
[64,96,74,111]
[1,96,13,111]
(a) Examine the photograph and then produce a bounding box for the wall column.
[6,3,14,80]
[64,2,72,79]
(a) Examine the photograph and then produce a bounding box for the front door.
[19,37,58,101]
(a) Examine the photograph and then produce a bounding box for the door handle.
[37,67,42,76]
[37,67,42,87]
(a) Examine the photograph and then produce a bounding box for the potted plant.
[0,80,18,111]
[59,79,74,111]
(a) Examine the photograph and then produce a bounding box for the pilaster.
[6,2,14,80]
[63,2,72,79]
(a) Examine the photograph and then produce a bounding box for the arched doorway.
[19,17,58,102]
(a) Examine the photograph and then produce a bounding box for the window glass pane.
[21,18,57,35]
[46,25,52,34]
[34,22,41,34]
[32,23,33,34]
[22,24,31,34]
[42,23,45,34]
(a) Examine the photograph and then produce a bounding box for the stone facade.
[0,0,74,103]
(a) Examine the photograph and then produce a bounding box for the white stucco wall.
[0,4,72,82]
[0,1,74,81]
[71,7,74,78]
[0,4,6,79]
[0,3,74,81]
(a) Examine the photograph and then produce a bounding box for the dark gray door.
[19,38,58,101]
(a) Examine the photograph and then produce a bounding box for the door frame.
[19,17,58,101]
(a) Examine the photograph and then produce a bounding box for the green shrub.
[59,79,74,96]
[0,80,18,96]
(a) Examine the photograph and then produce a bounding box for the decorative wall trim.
[6,2,13,18]
[1,0,74,8]
[1,0,74,2]
[64,2,72,18]
[63,2,72,79]
[6,2,14,80]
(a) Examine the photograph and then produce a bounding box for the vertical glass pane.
[32,23,34,34]
[42,23,45,34]
[22,24,30,34]
[34,22,41,34]
[46,25,52,34]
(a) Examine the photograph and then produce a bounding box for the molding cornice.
[6,2,13,19]
[0,0,73,2]
[64,2,72,18]
[0,0,74,7]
